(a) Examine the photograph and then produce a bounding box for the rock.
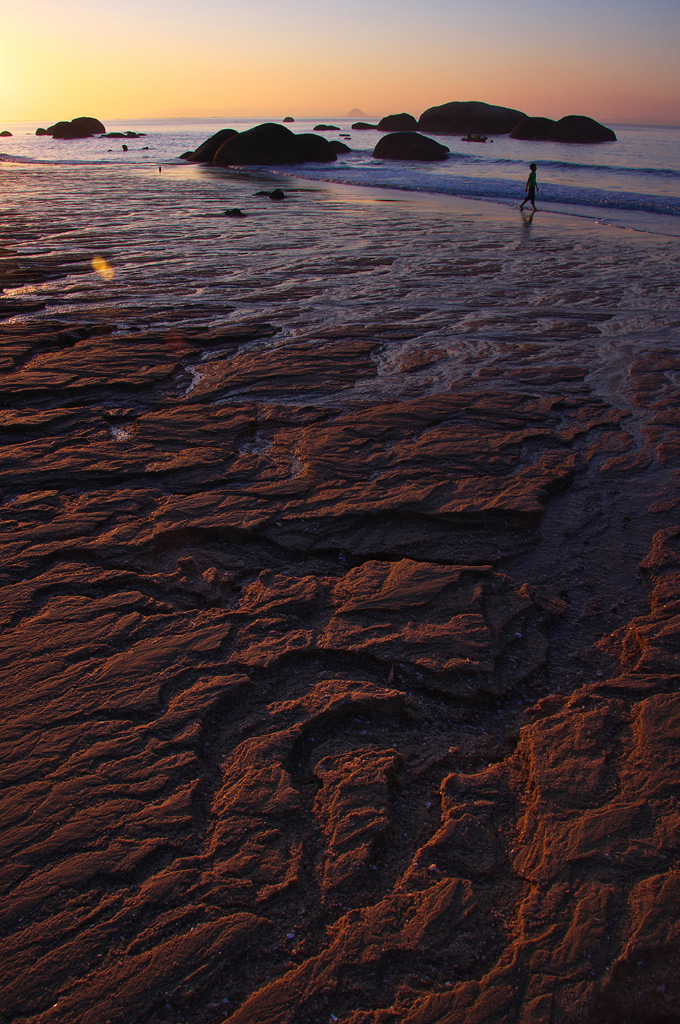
[509,116,558,140]
[43,116,106,139]
[255,189,286,201]
[373,132,449,161]
[418,100,526,135]
[550,115,617,143]
[510,114,616,142]
[180,128,238,163]
[283,117,295,122]
[35,128,48,136]
[329,141,351,154]
[0,130,12,137]
[314,124,340,131]
[352,122,379,130]
[224,208,246,217]
[213,123,337,165]
[377,113,418,131]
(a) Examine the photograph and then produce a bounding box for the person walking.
[520,163,538,211]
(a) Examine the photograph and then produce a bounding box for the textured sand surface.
[1,169,679,1023]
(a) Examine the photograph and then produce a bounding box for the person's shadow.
[521,209,535,229]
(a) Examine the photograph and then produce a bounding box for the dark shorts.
[527,188,536,200]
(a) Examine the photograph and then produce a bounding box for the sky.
[1,0,679,125]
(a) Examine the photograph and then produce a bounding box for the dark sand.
[1,167,680,1023]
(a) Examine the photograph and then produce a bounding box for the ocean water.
[1,116,679,236]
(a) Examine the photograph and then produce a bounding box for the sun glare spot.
[92,257,114,281]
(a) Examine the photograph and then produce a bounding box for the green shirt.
[527,171,537,191]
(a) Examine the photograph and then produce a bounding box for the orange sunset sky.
[1,0,679,124]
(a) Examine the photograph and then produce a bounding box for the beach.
[1,155,680,1024]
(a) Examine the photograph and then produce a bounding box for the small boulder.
[255,189,286,201]
[352,122,379,130]
[373,132,449,161]
[418,101,526,135]
[0,130,12,137]
[224,208,246,217]
[180,128,238,162]
[283,117,295,123]
[314,124,340,131]
[377,113,418,131]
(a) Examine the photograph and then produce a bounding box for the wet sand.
[1,165,680,1024]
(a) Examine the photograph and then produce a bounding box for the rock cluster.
[181,123,337,165]
[101,131,146,139]
[35,116,106,139]
[510,114,618,142]
[372,101,616,143]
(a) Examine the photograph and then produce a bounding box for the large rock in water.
[377,113,418,131]
[551,115,617,142]
[373,132,449,161]
[509,116,558,140]
[510,114,616,142]
[44,116,106,139]
[418,100,526,135]
[180,128,238,163]
[213,123,337,165]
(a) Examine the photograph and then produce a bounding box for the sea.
[1,116,679,237]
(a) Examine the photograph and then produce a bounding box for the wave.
[0,152,46,164]
[270,163,680,218]
[440,152,680,179]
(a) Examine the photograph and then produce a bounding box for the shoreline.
[246,168,680,239]
[2,115,679,239]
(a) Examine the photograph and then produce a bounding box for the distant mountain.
[347,108,366,117]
